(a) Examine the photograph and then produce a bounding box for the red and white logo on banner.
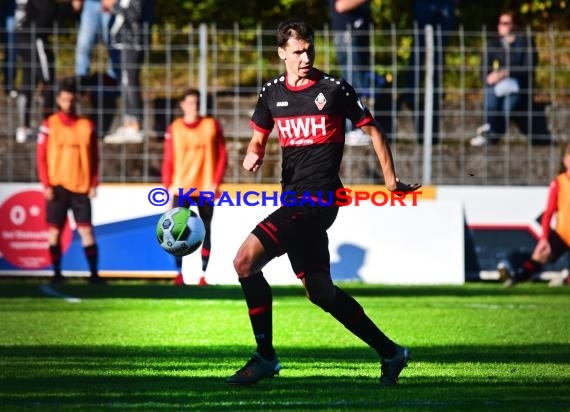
[0,190,72,269]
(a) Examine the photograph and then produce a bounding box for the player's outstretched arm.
[243,130,270,172]
[362,123,421,193]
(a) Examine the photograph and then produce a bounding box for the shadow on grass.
[1,280,569,300]
[0,344,569,411]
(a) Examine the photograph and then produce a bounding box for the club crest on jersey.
[314,92,326,110]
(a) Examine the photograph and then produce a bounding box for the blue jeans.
[75,0,120,79]
[119,48,143,124]
[333,29,370,96]
[407,0,455,97]
[405,0,456,142]
[15,32,55,126]
[484,85,521,137]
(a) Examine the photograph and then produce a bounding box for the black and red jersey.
[250,69,374,196]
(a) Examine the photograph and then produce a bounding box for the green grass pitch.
[0,280,569,411]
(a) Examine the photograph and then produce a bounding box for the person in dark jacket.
[14,0,58,143]
[1,0,16,96]
[471,10,550,146]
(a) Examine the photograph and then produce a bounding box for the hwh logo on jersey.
[276,116,327,140]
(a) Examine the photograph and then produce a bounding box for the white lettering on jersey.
[276,101,289,107]
[276,116,327,140]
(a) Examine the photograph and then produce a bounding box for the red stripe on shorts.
[258,222,279,246]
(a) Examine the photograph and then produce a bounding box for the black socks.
[324,286,397,359]
[239,272,275,361]
[49,244,62,277]
[83,244,99,277]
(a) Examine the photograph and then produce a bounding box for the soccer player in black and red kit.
[226,19,421,386]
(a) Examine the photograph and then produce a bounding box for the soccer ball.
[156,207,205,257]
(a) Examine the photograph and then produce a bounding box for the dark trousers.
[119,48,143,124]
[405,0,456,143]
[16,32,55,127]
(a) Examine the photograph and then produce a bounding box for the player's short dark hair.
[57,76,77,96]
[277,18,314,48]
[179,87,200,103]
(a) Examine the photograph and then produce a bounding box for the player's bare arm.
[533,238,552,259]
[243,130,270,172]
[362,123,421,193]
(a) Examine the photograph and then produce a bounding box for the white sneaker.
[470,123,491,147]
[470,135,487,147]
[476,123,491,135]
[104,127,144,144]
[548,269,569,288]
[15,127,33,143]
[345,129,371,146]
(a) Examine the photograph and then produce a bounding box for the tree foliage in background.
[153,0,568,31]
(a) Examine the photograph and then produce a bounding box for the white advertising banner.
[0,183,464,284]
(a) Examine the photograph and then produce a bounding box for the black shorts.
[252,205,339,277]
[47,185,92,228]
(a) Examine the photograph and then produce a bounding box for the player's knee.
[77,225,93,235]
[233,252,252,277]
[234,234,267,277]
[48,226,61,244]
[306,282,336,309]
[77,225,95,243]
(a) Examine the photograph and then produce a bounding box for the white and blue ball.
[156,207,205,257]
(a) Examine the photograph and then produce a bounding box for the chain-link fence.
[1,23,569,185]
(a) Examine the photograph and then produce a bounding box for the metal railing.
[0,23,569,185]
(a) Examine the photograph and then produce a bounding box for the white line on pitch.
[39,285,82,303]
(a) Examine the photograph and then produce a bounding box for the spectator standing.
[72,0,120,80]
[14,0,58,143]
[328,0,371,95]
[1,0,16,96]
[402,0,456,144]
[328,0,373,146]
[102,0,153,144]
[71,0,121,137]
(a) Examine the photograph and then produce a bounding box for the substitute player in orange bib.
[499,142,570,286]
[226,18,421,386]
[161,88,227,286]
[36,77,102,284]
